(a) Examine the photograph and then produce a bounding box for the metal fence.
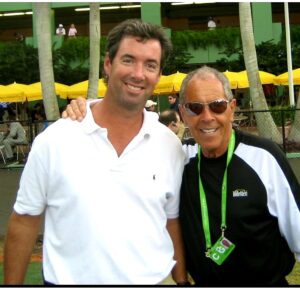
[1,108,300,158]
[233,108,300,155]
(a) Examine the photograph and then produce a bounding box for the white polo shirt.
[14,103,185,285]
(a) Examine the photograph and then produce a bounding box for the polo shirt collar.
[80,99,158,138]
[81,99,102,134]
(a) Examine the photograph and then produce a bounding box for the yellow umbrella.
[0,85,25,102]
[25,82,70,101]
[223,70,238,89]
[274,68,300,85]
[154,71,187,94]
[6,82,30,93]
[6,82,34,101]
[153,75,170,94]
[236,70,276,88]
[62,79,107,99]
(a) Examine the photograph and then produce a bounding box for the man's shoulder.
[36,118,81,141]
[236,129,283,155]
[235,129,288,168]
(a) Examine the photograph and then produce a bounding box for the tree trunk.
[87,3,101,99]
[288,89,300,142]
[239,2,282,143]
[34,3,60,120]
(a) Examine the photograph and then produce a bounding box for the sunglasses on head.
[184,99,230,116]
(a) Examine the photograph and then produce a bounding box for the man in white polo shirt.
[4,19,188,285]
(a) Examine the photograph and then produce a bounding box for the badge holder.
[207,236,235,266]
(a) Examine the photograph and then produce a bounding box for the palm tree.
[239,2,282,143]
[33,3,60,120]
[287,95,300,142]
[87,3,101,99]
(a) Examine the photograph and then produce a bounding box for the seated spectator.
[0,114,27,162]
[34,108,49,135]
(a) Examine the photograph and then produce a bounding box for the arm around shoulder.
[61,97,88,121]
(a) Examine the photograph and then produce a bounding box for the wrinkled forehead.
[185,76,225,102]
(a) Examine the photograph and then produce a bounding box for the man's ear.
[229,98,237,123]
[230,98,237,112]
[103,52,110,76]
[179,104,187,125]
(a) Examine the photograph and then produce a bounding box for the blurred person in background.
[0,114,27,162]
[159,109,184,139]
[145,99,157,112]
[56,24,66,36]
[68,23,77,38]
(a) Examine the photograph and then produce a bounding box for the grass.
[0,262,43,285]
[287,261,300,285]
[0,237,43,285]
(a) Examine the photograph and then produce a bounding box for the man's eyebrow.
[121,54,134,59]
[121,54,159,63]
[147,59,159,64]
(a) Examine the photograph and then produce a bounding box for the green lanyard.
[197,131,235,254]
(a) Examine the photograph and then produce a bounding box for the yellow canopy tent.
[274,68,300,85]
[155,70,240,94]
[61,79,107,99]
[153,72,187,95]
[25,82,70,101]
[6,82,30,94]
[236,70,276,88]
[0,85,25,102]
[222,70,239,89]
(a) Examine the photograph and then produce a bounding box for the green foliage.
[1,25,300,85]
[163,44,192,75]
[255,41,287,75]
[0,42,39,84]
[53,36,108,84]
[270,106,296,126]
[215,25,300,74]
[56,37,89,65]
[172,27,241,51]
[214,54,244,72]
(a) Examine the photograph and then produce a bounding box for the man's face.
[148,105,156,112]
[104,36,161,111]
[180,76,236,158]
[169,113,181,134]
[168,96,176,104]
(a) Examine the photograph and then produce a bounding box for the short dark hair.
[159,109,179,126]
[106,19,172,72]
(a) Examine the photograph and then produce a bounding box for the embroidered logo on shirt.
[233,189,248,197]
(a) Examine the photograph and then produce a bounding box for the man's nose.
[132,63,146,80]
[200,105,214,120]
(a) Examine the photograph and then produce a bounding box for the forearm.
[7,126,17,139]
[4,211,42,284]
[166,218,188,284]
